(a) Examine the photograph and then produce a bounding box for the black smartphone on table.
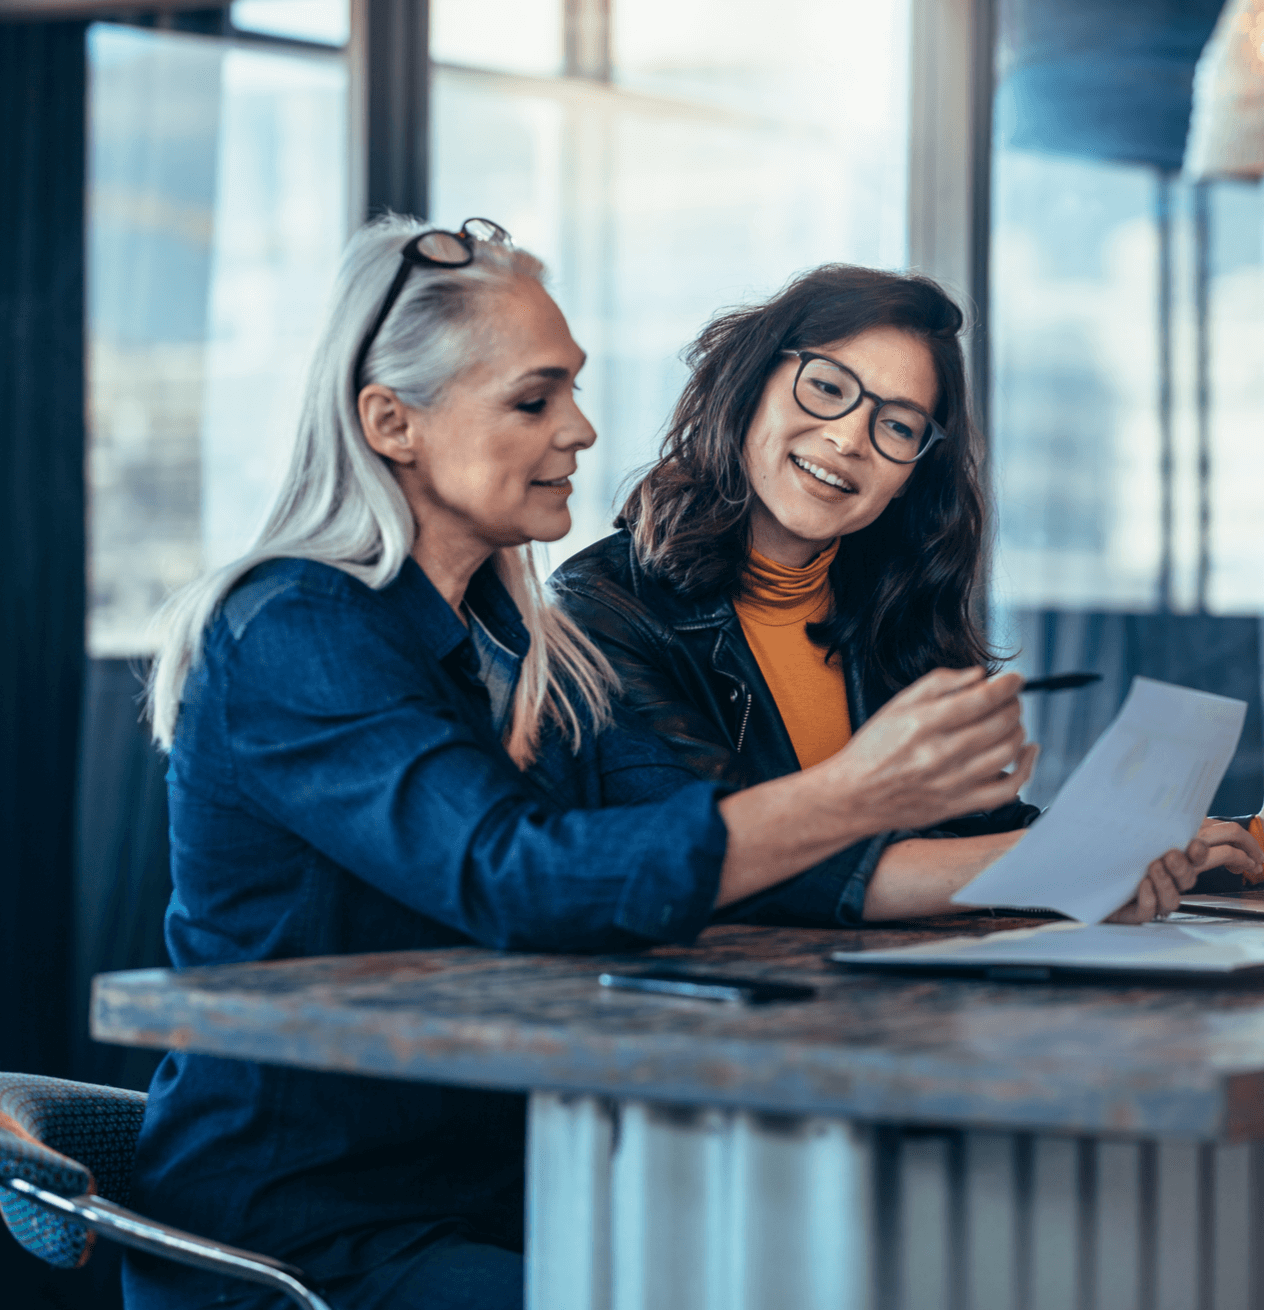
[598,969,816,1005]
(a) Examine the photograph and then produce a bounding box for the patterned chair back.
[0,1072,146,1269]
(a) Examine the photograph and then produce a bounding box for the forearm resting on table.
[859,816,1264,924]
[716,771,877,908]
[862,830,1027,921]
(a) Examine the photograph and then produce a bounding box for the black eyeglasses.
[353,218,512,392]
[781,349,947,464]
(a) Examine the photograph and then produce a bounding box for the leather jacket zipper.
[734,685,752,754]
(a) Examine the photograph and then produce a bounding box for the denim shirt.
[125,555,728,1303]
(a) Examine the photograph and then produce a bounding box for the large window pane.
[87,24,346,656]
[231,0,349,46]
[615,0,906,144]
[990,151,1163,612]
[991,149,1264,617]
[431,0,562,77]
[200,47,347,570]
[1206,183,1264,613]
[431,0,910,570]
[88,26,223,657]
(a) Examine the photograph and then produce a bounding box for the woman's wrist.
[795,759,884,849]
[715,769,881,907]
[862,829,1026,921]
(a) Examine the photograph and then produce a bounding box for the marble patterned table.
[92,916,1264,1310]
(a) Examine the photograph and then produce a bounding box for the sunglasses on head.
[353,218,512,392]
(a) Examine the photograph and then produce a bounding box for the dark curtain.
[0,20,115,1310]
[0,17,86,1090]
[1013,610,1263,815]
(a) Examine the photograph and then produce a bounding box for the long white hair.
[148,214,615,766]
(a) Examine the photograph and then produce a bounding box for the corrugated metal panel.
[527,1093,1264,1310]
[527,1092,614,1310]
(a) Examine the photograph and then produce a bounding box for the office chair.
[0,1072,332,1308]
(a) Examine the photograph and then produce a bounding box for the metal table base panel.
[527,1093,1264,1310]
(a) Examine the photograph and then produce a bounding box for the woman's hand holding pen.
[826,666,1039,833]
[715,666,1036,908]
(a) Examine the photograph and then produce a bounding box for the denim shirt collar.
[396,555,529,662]
[396,556,528,738]
[466,612,522,739]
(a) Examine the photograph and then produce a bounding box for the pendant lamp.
[1184,0,1264,180]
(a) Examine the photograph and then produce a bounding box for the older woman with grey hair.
[125,214,1049,1310]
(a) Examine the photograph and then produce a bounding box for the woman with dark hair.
[552,265,1259,924]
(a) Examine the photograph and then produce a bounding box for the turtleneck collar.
[737,540,839,626]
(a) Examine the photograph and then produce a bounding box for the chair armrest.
[2,1177,334,1310]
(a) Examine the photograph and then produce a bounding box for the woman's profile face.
[742,325,938,564]
[377,277,595,552]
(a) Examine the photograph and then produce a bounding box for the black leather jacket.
[551,530,1041,925]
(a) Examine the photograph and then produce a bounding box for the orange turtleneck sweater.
[734,547,1264,881]
[733,541,850,770]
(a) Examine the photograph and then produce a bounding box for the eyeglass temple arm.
[1,1177,334,1310]
[352,256,416,392]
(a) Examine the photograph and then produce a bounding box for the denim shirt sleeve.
[710,834,896,927]
[215,583,726,952]
[529,697,889,929]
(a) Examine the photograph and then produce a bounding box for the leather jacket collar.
[552,531,890,788]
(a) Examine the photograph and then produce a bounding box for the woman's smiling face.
[743,325,939,566]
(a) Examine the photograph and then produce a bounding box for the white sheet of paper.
[950,677,1247,923]
[833,920,1264,974]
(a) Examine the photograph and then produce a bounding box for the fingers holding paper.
[1184,818,1264,880]
[949,679,1249,924]
[1106,822,1263,924]
[1108,847,1200,924]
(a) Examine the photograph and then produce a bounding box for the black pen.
[1020,672,1102,693]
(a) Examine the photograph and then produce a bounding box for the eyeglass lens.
[412,220,511,267]
[462,217,510,244]
[794,357,932,461]
[414,230,473,264]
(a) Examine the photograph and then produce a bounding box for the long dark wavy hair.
[618,264,995,691]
